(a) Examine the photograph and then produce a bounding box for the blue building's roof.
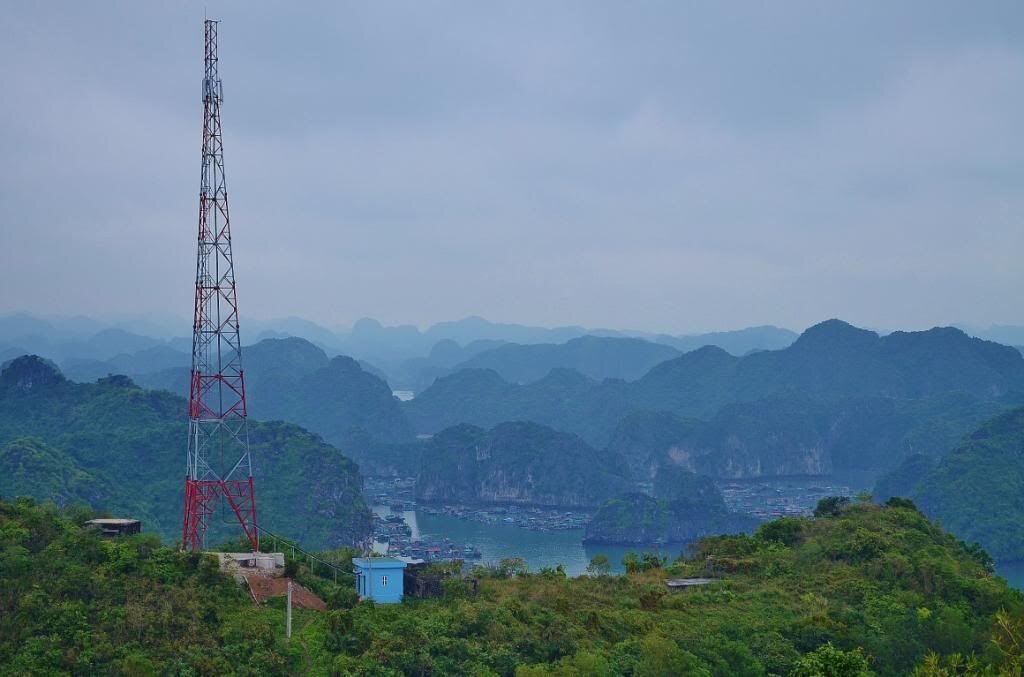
[352,557,407,569]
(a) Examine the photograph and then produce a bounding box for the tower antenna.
[182,19,259,552]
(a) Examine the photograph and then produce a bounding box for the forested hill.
[878,406,1024,561]
[3,495,1022,674]
[136,337,413,448]
[0,355,372,548]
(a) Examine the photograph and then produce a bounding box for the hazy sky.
[1,2,1022,334]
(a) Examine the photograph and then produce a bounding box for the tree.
[639,552,667,572]
[790,644,873,677]
[884,496,919,512]
[587,554,610,577]
[757,517,804,546]
[635,635,711,677]
[814,496,851,518]
[497,557,528,578]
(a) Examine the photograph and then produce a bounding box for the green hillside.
[4,496,1022,675]
[0,497,295,674]
[0,356,372,549]
[909,407,1024,561]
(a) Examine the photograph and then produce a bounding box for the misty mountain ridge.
[0,311,800,379]
[6,310,1024,368]
[134,337,413,449]
[8,315,1024,490]
[406,320,1024,483]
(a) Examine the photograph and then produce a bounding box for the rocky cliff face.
[415,421,632,507]
[606,391,1016,483]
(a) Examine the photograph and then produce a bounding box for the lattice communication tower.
[182,19,259,552]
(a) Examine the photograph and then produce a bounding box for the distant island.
[585,467,759,545]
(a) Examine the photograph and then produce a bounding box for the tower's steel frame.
[182,20,258,552]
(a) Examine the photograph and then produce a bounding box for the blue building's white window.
[382,575,388,587]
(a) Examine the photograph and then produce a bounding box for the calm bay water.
[997,562,1024,591]
[373,506,1024,587]
[373,506,681,576]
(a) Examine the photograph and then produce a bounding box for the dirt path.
[243,574,327,611]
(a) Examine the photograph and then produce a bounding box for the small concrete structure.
[84,518,141,537]
[353,557,407,604]
[664,577,717,591]
[215,552,286,575]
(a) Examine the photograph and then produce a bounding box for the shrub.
[757,517,805,546]
[815,496,852,518]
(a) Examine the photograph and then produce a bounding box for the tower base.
[182,477,258,551]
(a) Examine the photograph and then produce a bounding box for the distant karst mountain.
[650,324,797,356]
[415,421,632,508]
[135,337,414,449]
[18,315,1024,492]
[584,465,758,545]
[406,320,1024,481]
[607,392,1017,481]
[379,323,797,393]
[583,493,758,546]
[630,319,1024,415]
[449,335,682,384]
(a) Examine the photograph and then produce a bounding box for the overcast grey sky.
[1,2,1022,334]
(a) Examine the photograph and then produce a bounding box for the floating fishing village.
[365,476,858,564]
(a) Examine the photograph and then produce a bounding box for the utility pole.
[181,19,259,552]
[286,580,293,639]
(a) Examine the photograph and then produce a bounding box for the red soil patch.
[243,574,327,611]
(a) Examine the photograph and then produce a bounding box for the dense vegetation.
[5,495,1023,675]
[0,355,372,548]
[906,407,1024,561]
[0,497,296,674]
[416,421,632,507]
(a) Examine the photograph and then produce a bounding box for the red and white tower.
[182,20,258,551]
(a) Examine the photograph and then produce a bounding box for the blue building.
[353,557,407,604]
